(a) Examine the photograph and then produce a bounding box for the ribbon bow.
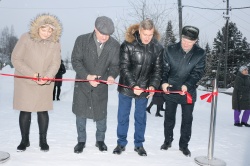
[200,91,218,103]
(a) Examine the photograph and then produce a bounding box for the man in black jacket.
[161,26,206,157]
[113,19,163,156]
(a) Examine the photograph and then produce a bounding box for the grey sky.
[0,0,249,59]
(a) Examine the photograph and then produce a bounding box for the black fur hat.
[182,26,199,41]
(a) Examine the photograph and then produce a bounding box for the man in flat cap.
[71,16,120,153]
[160,25,206,157]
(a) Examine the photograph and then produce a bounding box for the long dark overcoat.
[232,72,250,110]
[71,32,120,121]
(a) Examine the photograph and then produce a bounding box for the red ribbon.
[0,73,192,104]
[200,91,218,103]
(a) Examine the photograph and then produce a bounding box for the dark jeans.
[164,100,194,148]
[116,93,148,147]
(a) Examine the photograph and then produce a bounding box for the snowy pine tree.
[164,20,176,47]
[211,22,250,87]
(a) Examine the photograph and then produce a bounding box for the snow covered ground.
[0,66,249,166]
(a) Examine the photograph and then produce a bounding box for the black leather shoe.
[95,141,107,152]
[241,122,250,127]
[179,147,191,157]
[113,145,125,155]
[234,123,242,127]
[74,142,85,153]
[160,142,172,150]
[134,146,147,156]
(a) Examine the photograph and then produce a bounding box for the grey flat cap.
[95,16,114,35]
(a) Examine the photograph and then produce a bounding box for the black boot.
[17,111,31,152]
[241,122,250,127]
[17,135,30,152]
[95,141,108,152]
[74,142,86,153]
[155,106,163,117]
[179,147,191,157]
[160,142,172,150]
[234,123,242,127]
[37,111,49,152]
[134,146,147,156]
[146,102,153,114]
[40,134,49,152]
[113,145,125,155]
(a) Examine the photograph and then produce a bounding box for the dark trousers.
[164,100,194,148]
[19,111,49,135]
[53,85,61,100]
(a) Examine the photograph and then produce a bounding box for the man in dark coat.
[53,60,66,101]
[232,65,250,127]
[113,19,163,156]
[71,16,120,153]
[161,26,206,157]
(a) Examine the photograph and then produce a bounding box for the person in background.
[146,92,165,117]
[71,16,120,153]
[161,26,206,157]
[113,18,163,156]
[11,13,62,152]
[232,65,250,127]
[53,59,66,101]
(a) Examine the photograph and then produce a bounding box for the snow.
[0,66,249,166]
